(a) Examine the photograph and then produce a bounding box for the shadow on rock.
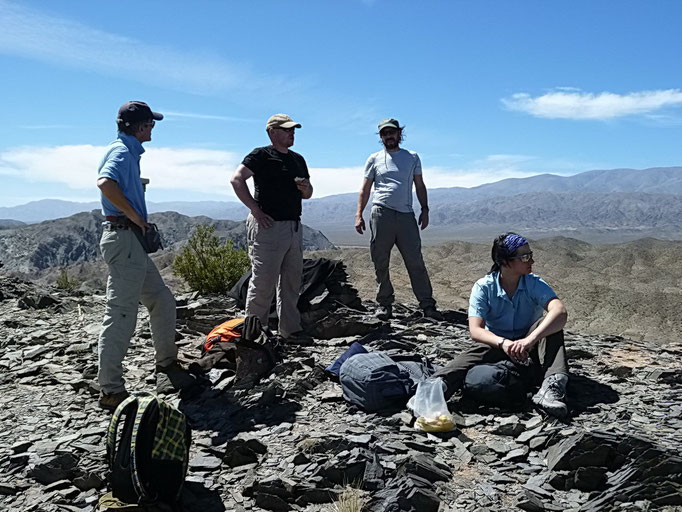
[178,382,301,444]
[181,481,226,512]
[567,374,619,416]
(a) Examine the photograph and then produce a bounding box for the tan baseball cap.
[378,118,400,131]
[266,113,302,131]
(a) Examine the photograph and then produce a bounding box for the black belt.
[103,223,130,231]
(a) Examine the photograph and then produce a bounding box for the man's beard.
[383,138,398,150]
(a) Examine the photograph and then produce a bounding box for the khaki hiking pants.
[245,215,303,338]
[433,318,569,398]
[369,205,436,309]
[98,228,177,394]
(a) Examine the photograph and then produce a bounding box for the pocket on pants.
[100,230,131,266]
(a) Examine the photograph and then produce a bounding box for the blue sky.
[1,0,681,207]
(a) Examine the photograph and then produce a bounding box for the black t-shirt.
[242,146,310,221]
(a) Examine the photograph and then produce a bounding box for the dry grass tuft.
[332,485,364,512]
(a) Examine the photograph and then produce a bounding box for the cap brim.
[279,121,301,129]
[378,123,398,131]
[152,111,164,121]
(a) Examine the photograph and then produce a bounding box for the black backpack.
[339,352,413,413]
[463,360,533,407]
[106,394,191,509]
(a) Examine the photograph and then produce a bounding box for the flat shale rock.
[1,274,682,511]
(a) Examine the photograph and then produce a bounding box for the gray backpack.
[339,353,413,412]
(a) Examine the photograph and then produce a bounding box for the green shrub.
[55,268,79,292]
[172,224,250,294]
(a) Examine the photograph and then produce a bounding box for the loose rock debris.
[0,274,681,511]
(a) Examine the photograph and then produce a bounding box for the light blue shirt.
[364,148,422,213]
[97,132,148,221]
[468,272,557,339]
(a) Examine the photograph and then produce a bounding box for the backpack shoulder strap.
[129,394,158,501]
[106,396,139,469]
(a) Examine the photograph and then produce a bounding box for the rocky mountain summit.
[0,273,681,512]
[0,211,335,275]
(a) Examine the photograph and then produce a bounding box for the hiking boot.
[284,331,314,346]
[423,306,444,321]
[98,390,129,412]
[375,305,393,321]
[532,373,569,417]
[156,360,196,394]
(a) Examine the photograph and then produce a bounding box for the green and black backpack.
[105,394,191,510]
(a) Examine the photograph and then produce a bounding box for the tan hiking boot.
[98,390,130,412]
[156,360,196,394]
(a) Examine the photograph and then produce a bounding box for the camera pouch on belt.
[131,223,163,254]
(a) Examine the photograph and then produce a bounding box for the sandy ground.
[310,237,682,343]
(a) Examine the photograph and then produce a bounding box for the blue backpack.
[339,352,413,413]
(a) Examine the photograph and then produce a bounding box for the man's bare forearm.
[356,180,372,216]
[415,182,429,211]
[230,177,260,212]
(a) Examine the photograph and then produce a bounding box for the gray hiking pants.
[98,228,177,394]
[369,205,436,309]
[433,318,569,398]
[245,215,303,338]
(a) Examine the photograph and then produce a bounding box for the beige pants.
[98,228,177,394]
[245,215,303,338]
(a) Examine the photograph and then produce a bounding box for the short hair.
[117,119,149,136]
[489,232,527,273]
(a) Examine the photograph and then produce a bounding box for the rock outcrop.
[0,211,335,274]
[0,274,680,511]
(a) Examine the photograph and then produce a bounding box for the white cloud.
[163,111,261,123]
[502,89,682,120]
[0,144,586,201]
[308,159,542,196]
[0,145,241,196]
[0,2,289,97]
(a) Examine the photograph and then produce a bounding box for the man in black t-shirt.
[230,114,314,344]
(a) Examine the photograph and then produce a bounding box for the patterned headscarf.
[504,234,528,254]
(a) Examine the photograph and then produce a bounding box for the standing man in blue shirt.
[355,118,442,321]
[434,233,570,417]
[96,101,193,411]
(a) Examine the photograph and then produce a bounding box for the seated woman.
[434,233,570,417]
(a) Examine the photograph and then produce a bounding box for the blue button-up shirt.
[97,132,148,221]
[468,272,557,339]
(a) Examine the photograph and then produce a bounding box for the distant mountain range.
[2,166,682,244]
[0,211,334,274]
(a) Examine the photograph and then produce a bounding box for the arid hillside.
[312,237,682,342]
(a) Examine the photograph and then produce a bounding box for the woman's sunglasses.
[509,251,533,263]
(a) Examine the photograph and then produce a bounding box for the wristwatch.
[497,337,506,350]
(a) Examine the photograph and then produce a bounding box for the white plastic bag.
[407,377,455,432]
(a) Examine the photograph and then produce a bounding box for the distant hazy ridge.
[3,166,682,244]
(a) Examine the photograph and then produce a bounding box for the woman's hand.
[504,337,534,362]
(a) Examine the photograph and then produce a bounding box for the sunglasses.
[277,127,295,132]
[509,251,533,263]
[142,120,155,128]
